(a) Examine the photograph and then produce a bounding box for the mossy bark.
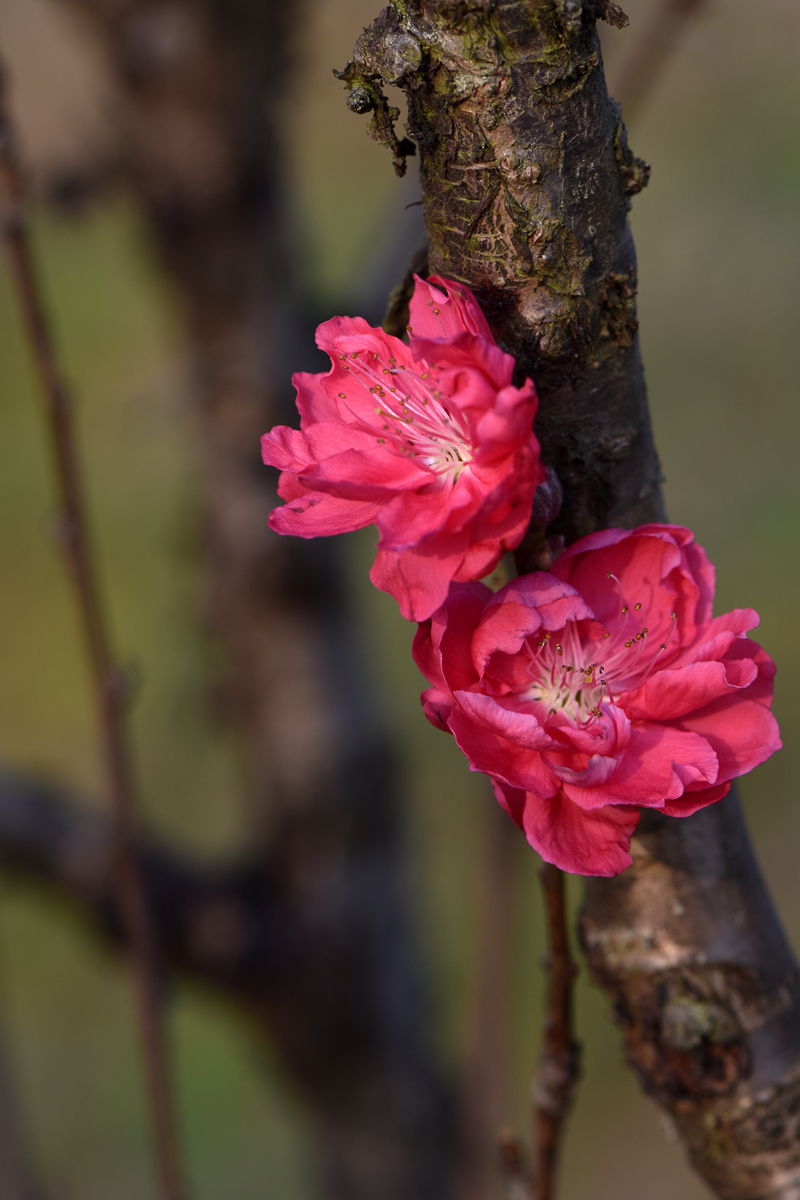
[340,3,800,1195]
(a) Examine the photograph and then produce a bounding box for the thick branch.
[582,788,800,1199]
[341,1,800,1194]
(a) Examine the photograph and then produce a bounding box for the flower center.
[521,576,677,726]
[337,349,473,479]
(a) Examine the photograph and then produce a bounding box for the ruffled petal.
[472,574,594,673]
[269,489,382,537]
[448,704,559,796]
[675,696,782,783]
[492,781,640,876]
[619,658,758,721]
[370,533,471,622]
[561,724,718,809]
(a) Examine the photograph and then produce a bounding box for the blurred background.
[0,0,798,1196]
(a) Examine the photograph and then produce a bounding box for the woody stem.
[0,61,186,1200]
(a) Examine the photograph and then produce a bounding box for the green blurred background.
[0,0,798,1195]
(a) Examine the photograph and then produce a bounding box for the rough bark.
[583,790,800,1200]
[339,0,663,551]
[41,2,451,1197]
[339,1,800,1195]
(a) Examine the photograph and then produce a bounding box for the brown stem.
[0,63,185,1200]
[531,865,579,1200]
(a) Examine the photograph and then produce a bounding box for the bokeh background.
[0,0,798,1196]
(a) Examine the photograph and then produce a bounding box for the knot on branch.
[593,0,630,29]
[598,270,639,347]
[601,965,770,1105]
[612,104,651,200]
[336,5,420,176]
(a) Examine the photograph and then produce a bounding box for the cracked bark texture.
[339,1,800,1195]
[39,2,451,1198]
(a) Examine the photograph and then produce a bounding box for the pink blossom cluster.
[262,277,543,621]
[262,278,780,876]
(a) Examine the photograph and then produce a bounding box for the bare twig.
[611,0,711,123]
[0,63,185,1200]
[531,865,579,1200]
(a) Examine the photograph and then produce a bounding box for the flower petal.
[561,723,718,809]
[448,699,559,796]
[370,533,471,622]
[620,658,758,721]
[269,489,382,537]
[675,696,782,783]
[492,781,639,876]
[408,275,494,341]
[472,574,594,673]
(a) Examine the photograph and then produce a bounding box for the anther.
[634,602,642,611]
[338,392,346,398]
[622,606,628,614]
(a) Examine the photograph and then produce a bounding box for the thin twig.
[0,63,186,1200]
[611,0,710,124]
[531,864,580,1200]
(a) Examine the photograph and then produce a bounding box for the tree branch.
[0,58,186,1200]
[341,1,800,1194]
[41,1,452,1195]
[532,865,579,1200]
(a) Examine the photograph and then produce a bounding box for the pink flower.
[413,524,781,876]
[261,277,543,621]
